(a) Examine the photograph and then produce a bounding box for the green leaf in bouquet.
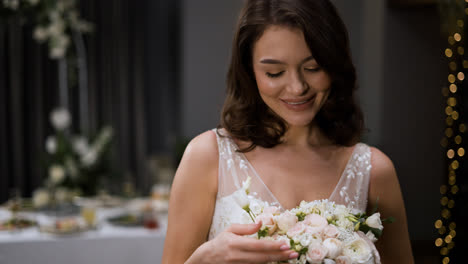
[382,216,396,224]
[298,247,308,255]
[296,212,306,221]
[257,227,269,239]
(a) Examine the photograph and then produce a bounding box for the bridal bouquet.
[235,177,392,264]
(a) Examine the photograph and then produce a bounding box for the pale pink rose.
[277,211,298,232]
[306,243,328,264]
[287,221,306,237]
[323,224,340,239]
[303,214,328,233]
[256,213,277,235]
[263,206,280,215]
[335,256,352,264]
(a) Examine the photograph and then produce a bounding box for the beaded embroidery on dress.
[208,128,372,240]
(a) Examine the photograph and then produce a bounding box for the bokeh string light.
[436,2,467,263]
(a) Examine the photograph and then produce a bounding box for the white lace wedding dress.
[208,128,373,240]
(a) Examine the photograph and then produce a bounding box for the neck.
[281,123,332,148]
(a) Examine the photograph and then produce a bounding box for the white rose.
[50,46,66,59]
[49,165,65,185]
[249,199,264,215]
[45,136,57,154]
[33,189,50,208]
[298,232,322,247]
[366,230,377,243]
[50,108,71,130]
[277,211,298,232]
[342,237,372,264]
[366,213,383,230]
[306,243,328,264]
[232,189,250,209]
[323,238,343,259]
[324,259,336,264]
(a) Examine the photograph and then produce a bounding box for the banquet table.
[0,208,167,264]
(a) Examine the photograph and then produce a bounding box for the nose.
[287,71,309,96]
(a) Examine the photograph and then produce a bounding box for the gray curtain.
[0,0,180,202]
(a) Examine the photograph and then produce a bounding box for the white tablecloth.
[0,209,167,264]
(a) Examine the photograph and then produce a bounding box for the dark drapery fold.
[0,0,180,202]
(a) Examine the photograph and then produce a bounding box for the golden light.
[452,111,459,120]
[458,148,465,157]
[451,185,459,194]
[435,220,443,229]
[451,160,459,170]
[449,61,457,71]
[442,209,451,219]
[447,149,455,159]
[449,84,457,93]
[445,128,453,138]
[443,257,450,264]
[441,196,449,205]
[449,222,456,230]
[458,46,465,55]
[448,200,455,208]
[441,247,449,255]
[449,176,456,185]
[457,19,464,27]
[439,226,447,234]
[448,74,456,83]
[454,33,462,41]
[446,48,453,58]
[455,135,462,144]
[445,106,453,115]
[446,116,453,126]
[458,71,465,80]
[448,97,457,106]
[440,185,448,194]
[460,123,466,132]
[436,238,444,247]
[449,230,456,237]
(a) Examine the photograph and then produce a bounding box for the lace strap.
[330,143,372,213]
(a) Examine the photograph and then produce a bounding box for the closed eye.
[266,71,284,78]
[304,67,321,73]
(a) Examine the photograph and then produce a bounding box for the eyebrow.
[259,55,315,65]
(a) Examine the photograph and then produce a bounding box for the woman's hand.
[187,222,298,264]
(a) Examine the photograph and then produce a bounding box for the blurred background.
[0,0,466,263]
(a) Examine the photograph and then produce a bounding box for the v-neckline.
[228,137,359,211]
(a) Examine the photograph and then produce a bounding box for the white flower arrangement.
[33,107,113,208]
[1,0,93,59]
[238,177,393,264]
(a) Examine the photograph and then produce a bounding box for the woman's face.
[252,26,331,127]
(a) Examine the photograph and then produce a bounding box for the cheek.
[255,75,282,97]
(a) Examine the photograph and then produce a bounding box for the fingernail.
[289,252,299,259]
[280,245,289,250]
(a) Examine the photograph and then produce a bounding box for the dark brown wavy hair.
[220,0,364,152]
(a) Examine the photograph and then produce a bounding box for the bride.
[162,0,413,263]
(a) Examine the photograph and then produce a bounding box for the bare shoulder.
[183,130,219,167]
[369,146,397,181]
[163,130,219,263]
[173,130,219,192]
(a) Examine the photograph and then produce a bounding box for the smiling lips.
[281,95,316,111]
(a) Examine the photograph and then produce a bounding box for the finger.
[226,222,262,236]
[233,236,291,252]
[238,250,299,263]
